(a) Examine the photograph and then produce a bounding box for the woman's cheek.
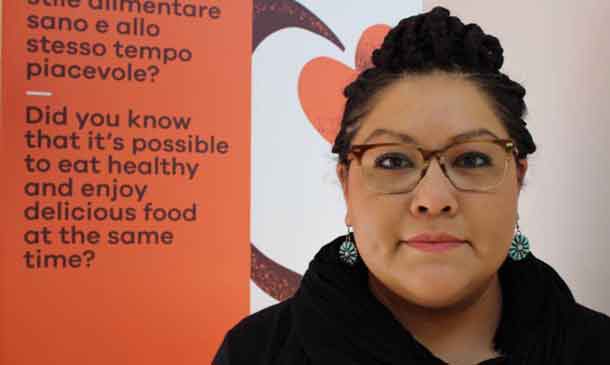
[466,196,516,259]
[360,196,404,240]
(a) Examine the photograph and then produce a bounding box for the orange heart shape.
[298,24,391,144]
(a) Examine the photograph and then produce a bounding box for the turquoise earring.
[339,226,358,266]
[508,221,531,261]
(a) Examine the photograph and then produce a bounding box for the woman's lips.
[404,241,465,252]
[403,233,468,252]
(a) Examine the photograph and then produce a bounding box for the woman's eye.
[374,154,414,169]
[453,152,492,168]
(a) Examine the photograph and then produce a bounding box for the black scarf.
[290,235,582,364]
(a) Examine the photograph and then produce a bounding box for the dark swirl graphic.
[253,0,344,52]
[250,243,302,301]
[251,0,352,301]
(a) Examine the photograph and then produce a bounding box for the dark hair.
[331,6,536,164]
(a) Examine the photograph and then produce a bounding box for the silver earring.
[339,226,358,266]
[508,221,531,261]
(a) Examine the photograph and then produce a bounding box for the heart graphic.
[299,24,391,144]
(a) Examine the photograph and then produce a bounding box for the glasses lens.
[360,144,424,193]
[444,141,508,191]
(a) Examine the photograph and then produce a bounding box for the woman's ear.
[336,163,353,227]
[336,163,349,199]
[517,158,528,190]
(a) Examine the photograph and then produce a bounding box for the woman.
[213,7,610,365]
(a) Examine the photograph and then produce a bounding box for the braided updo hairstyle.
[332,6,536,166]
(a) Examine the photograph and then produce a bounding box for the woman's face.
[338,72,527,309]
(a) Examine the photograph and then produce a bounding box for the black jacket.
[214,236,610,365]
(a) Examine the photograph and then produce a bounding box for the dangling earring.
[508,220,531,261]
[339,226,359,266]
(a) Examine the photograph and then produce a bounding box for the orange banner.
[1,1,251,363]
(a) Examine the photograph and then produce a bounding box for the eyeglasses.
[346,139,518,194]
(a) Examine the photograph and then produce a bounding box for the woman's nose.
[409,159,459,217]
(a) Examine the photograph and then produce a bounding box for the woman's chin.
[396,271,475,309]
[408,288,468,309]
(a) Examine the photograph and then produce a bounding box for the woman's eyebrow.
[362,128,500,145]
[362,129,417,144]
[450,128,500,143]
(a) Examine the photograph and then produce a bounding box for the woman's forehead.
[353,73,508,145]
